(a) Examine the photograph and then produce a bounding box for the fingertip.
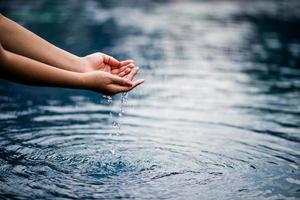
[126,64,135,69]
[127,67,132,72]
[118,68,131,76]
[120,60,135,67]
[121,64,134,70]
[133,79,145,87]
[119,72,125,77]
[133,67,139,73]
[125,68,132,75]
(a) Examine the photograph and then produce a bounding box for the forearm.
[1,47,84,89]
[0,14,85,72]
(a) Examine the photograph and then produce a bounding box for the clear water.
[1,0,300,199]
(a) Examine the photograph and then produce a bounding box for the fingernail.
[127,81,133,87]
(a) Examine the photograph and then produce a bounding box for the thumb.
[110,75,133,87]
[103,54,120,67]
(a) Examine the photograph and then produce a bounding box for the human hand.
[80,52,135,77]
[81,70,144,96]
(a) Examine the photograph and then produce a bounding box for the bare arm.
[0,14,87,72]
[0,14,137,75]
[0,43,144,95]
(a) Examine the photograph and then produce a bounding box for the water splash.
[1,0,300,199]
[114,92,129,136]
[103,95,117,155]
[119,92,129,117]
[105,93,129,155]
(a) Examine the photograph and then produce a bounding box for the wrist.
[54,54,86,73]
[71,56,87,73]
[77,72,89,90]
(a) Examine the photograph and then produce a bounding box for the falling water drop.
[107,96,113,104]
[119,93,128,117]
[110,149,115,155]
[108,93,130,154]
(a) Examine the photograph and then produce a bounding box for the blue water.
[1,0,300,199]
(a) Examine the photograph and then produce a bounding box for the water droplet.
[110,149,115,155]
[103,95,113,104]
[118,92,128,117]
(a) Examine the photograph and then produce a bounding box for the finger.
[103,54,120,67]
[111,80,143,94]
[118,68,132,77]
[120,60,134,67]
[112,63,135,75]
[125,67,139,81]
[117,79,145,93]
[110,75,133,87]
[131,79,145,89]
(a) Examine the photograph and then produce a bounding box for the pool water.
[1,0,300,199]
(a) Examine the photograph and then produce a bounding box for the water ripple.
[1,0,300,199]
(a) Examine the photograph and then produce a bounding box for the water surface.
[0,0,300,199]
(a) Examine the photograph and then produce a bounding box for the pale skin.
[0,14,144,96]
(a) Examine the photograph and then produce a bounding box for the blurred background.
[0,0,300,199]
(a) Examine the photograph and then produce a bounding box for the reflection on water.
[0,0,300,199]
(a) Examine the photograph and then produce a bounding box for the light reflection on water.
[0,0,300,199]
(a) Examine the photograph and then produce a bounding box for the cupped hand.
[82,70,144,96]
[80,52,135,77]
